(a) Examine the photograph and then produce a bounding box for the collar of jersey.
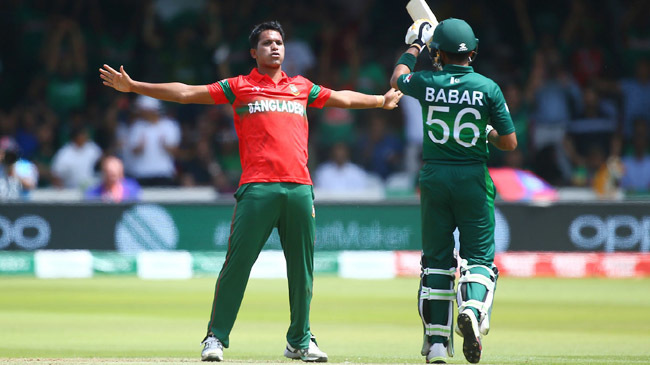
[442,64,474,73]
[249,68,290,85]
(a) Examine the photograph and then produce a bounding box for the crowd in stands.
[0,0,649,201]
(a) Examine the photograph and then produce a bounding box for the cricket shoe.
[425,343,448,364]
[457,309,482,364]
[284,335,328,362]
[200,334,224,362]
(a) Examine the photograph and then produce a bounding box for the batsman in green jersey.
[390,18,517,364]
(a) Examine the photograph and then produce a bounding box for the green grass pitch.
[0,276,649,364]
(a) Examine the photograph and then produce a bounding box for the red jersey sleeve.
[206,78,237,105]
[307,83,332,109]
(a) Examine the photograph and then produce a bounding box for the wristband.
[397,52,417,71]
[409,43,423,52]
[376,95,385,108]
[485,124,495,143]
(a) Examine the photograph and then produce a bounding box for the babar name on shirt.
[424,87,484,106]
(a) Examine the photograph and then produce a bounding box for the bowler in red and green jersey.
[206,68,330,186]
[100,21,402,362]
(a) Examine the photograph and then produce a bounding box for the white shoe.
[479,314,490,336]
[457,309,482,364]
[284,335,328,362]
[201,335,224,362]
[425,343,448,364]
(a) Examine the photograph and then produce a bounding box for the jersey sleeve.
[488,83,515,135]
[396,72,423,97]
[307,84,332,109]
[206,78,237,105]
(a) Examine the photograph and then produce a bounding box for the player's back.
[398,64,508,164]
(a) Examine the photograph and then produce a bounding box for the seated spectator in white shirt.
[126,95,180,186]
[51,126,102,189]
[314,142,369,192]
[0,136,39,200]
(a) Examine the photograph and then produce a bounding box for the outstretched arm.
[99,64,214,104]
[324,88,403,110]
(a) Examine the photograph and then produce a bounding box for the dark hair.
[0,137,19,165]
[70,126,87,140]
[442,50,474,64]
[248,21,285,49]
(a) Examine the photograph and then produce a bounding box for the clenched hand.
[382,88,404,110]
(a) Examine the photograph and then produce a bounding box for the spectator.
[126,95,181,186]
[95,96,128,156]
[0,109,18,137]
[592,155,624,200]
[113,97,137,175]
[282,23,316,78]
[358,112,403,179]
[215,125,242,191]
[32,118,58,187]
[12,157,39,200]
[314,142,369,192]
[612,58,650,139]
[43,18,87,118]
[525,53,582,185]
[85,156,141,202]
[315,100,357,156]
[4,1,650,198]
[513,0,581,184]
[621,118,650,194]
[0,136,38,200]
[15,108,41,160]
[499,82,531,169]
[561,0,609,86]
[620,1,650,66]
[401,94,424,176]
[50,126,102,189]
[178,138,231,192]
[592,58,650,142]
[564,85,618,186]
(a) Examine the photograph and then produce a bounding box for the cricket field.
[0,276,649,364]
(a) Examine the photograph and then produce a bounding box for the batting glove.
[405,19,434,52]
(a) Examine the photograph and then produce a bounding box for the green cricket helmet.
[430,18,478,54]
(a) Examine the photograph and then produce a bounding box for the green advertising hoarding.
[0,252,34,275]
[4,201,650,253]
[0,203,421,252]
[167,204,421,252]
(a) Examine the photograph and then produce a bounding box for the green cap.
[431,18,478,54]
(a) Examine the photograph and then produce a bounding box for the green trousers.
[207,182,315,349]
[419,163,496,344]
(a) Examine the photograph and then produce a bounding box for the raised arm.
[390,47,420,90]
[390,19,433,89]
[99,64,214,105]
[324,88,402,110]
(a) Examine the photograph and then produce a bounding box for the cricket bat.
[406,0,438,27]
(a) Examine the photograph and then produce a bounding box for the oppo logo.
[569,215,650,252]
[0,215,51,249]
